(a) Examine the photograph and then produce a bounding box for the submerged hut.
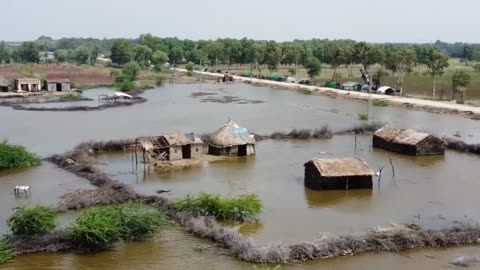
[373,127,445,156]
[208,119,255,156]
[0,76,10,92]
[304,158,374,190]
[137,133,203,162]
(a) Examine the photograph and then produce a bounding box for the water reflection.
[304,188,373,209]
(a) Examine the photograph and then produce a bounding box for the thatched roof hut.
[208,119,255,156]
[373,127,445,156]
[304,158,374,190]
[137,133,203,162]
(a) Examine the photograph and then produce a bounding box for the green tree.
[305,56,321,78]
[110,39,134,65]
[54,49,68,63]
[262,41,281,73]
[122,62,141,81]
[391,48,417,95]
[152,51,169,71]
[72,46,90,65]
[451,69,471,102]
[0,41,12,63]
[169,46,184,65]
[134,45,153,68]
[464,45,478,66]
[14,42,40,63]
[354,42,384,74]
[425,48,449,100]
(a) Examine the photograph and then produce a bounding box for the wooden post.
[389,158,396,178]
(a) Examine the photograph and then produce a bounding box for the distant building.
[14,78,41,92]
[137,133,204,162]
[373,127,445,156]
[304,158,374,190]
[208,119,256,156]
[44,79,71,92]
[0,76,10,92]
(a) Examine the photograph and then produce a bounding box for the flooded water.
[1,83,480,269]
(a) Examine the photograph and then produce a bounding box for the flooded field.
[1,83,480,269]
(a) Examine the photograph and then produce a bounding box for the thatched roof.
[164,133,203,146]
[138,133,203,150]
[374,127,431,145]
[305,158,374,177]
[0,76,9,87]
[209,119,255,147]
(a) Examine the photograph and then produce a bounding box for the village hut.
[0,76,10,92]
[208,119,255,156]
[304,158,374,190]
[372,127,445,156]
[14,78,41,92]
[44,79,71,92]
[137,133,203,162]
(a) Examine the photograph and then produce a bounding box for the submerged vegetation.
[174,193,262,221]
[67,203,166,250]
[7,206,58,239]
[357,113,369,120]
[372,99,389,106]
[0,141,40,169]
[0,240,14,264]
[59,93,83,102]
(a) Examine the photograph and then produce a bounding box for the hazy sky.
[2,0,479,43]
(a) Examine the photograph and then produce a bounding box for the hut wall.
[46,83,56,91]
[372,135,417,155]
[208,145,229,156]
[169,146,183,161]
[416,136,445,155]
[191,144,203,158]
[62,83,71,91]
[304,163,372,190]
[246,144,255,156]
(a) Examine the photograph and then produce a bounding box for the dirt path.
[176,69,480,120]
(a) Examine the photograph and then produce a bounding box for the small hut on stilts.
[208,119,256,156]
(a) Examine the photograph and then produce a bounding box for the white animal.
[14,186,31,197]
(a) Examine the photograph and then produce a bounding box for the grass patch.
[174,193,262,222]
[357,113,369,121]
[0,141,41,169]
[372,99,389,106]
[7,206,58,239]
[155,75,165,86]
[59,93,83,102]
[0,240,14,264]
[67,203,166,250]
[298,87,312,95]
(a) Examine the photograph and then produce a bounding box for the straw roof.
[209,119,255,147]
[163,133,201,146]
[0,76,9,87]
[374,127,430,145]
[306,158,374,177]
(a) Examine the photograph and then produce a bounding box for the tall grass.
[174,193,262,221]
[59,93,83,102]
[0,240,14,264]
[357,113,369,120]
[67,203,166,250]
[0,141,41,169]
[7,206,58,239]
[372,99,389,106]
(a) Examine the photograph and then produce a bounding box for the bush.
[298,87,312,95]
[372,99,388,106]
[0,141,41,169]
[7,206,58,239]
[59,93,83,102]
[118,79,134,92]
[357,113,369,120]
[155,75,165,87]
[187,70,194,77]
[0,240,14,264]
[473,63,480,71]
[68,204,165,250]
[122,62,141,81]
[174,193,262,221]
[185,61,194,72]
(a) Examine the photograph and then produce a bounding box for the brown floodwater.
[1,83,480,269]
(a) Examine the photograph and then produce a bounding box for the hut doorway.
[182,145,191,159]
[56,83,62,91]
[238,145,247,156]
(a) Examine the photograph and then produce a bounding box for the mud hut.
[137,133,203,162]
[208,119,255,156]
[304,158,374,190]
[373,127,445,156]
[44,79,71,92]
[14,78,41,92]
[0,76,10,92]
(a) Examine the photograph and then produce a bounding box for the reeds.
[0,141,41,169]
[7,206,58,239]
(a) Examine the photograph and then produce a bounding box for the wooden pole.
[389,158,396,178]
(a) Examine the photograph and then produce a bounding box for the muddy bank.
[32,139,480,263]
[6,97,147,111]
[444,138,480,155]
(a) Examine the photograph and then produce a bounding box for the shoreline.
[177,69,480,121]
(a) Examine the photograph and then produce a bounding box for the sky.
[2,0,479,43]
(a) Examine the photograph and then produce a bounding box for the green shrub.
[122,62,141,81]
[357,113,369,120]
[68,204,165,250]
[59,93,83,102]
[155,75,165,86]
[372,99,388,106]
[0,240,14,264]
[174,193,262,221]
[118,79,134,92]
[0,141,41,169]
[473,63,480,71]
[187,70,194,77]
[185,61,194,72]
[7,206,58,239]
[298,88,312,95]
